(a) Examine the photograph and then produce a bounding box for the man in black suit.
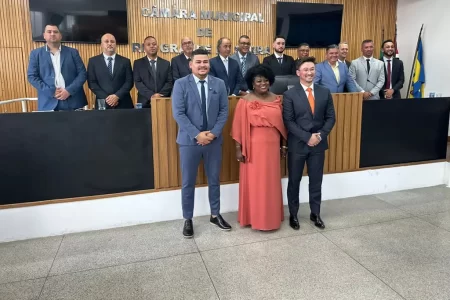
[171,36,193,81]
[87,33,134,109]
[263,36,296,76]
[295,43,310,61]
[133,36,173,108]
[282,57,336,230]
[209,37,246,96]
[380,39,405,99]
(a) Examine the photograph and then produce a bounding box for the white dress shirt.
[274,52,284,64]
[300,82,315,97]
[147,56,158,72]
[193,74,209,119]
[219,55,229,74]
[46,45,65,88]
[103,53,117,74]
[383,56,393,89]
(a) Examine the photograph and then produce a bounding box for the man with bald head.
[171,37,194,81]
[87,33,134,108]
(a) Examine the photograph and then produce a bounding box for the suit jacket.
[340,60,352,92]
[314,61,358,93]
[171,53,191,81]
[282,84,336,154]
[379,57,405,99]
[230,51,260,90]
[349,57,385,100]
[27,45,87,111]
[209,56,245,95]
[87,54,134,109]
[133,56,173,107]
[263,54,296,76]
[172,74,229,146]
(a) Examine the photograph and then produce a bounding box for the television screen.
[276,2,343,48]
[29,0,128,44]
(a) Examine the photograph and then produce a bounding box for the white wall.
[397,0,450,98]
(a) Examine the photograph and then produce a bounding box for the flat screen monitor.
[29,0,128,44]
[276,2,343,48]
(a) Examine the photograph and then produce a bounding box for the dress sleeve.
[231,98,251,161]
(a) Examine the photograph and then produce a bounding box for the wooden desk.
[151,93,363,189]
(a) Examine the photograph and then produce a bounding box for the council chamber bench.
[0,94,449,207]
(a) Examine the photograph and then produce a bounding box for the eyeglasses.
[240,42,251,46]
[182,41,193,46]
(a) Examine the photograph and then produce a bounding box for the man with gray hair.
[209,37,245,96]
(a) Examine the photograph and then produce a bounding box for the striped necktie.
[107,57,113,77]
[241,56,247,77]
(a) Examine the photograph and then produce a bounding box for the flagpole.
[407,24,424,97]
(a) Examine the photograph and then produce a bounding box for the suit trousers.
[179,141,222,219]
[287,151,325,216]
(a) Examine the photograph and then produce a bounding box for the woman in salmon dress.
[231,65,288,231]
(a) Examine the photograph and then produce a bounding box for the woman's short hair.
[245,65,275,90]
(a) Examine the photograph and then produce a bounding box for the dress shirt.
[328,61,340,83]
[193,74,209,119]
[46,44,65,88]
[219,55,229,74]
[147,56,158,71]
[103,53,117,74]
[383,56,393,89]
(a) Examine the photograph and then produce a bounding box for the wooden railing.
[152,93,363,189]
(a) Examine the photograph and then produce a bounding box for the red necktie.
[385,59,391,89]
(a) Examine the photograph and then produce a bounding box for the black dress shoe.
[289,215,300,230]
[210,215,232,231]
[183,219,194,238]
[310,213,325,229]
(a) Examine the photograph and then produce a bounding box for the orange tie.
[306,87,315,114]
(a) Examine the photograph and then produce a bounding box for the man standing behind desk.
[87,33,134,109]
[283,57,336,230]
[210,37,246,96]
[349,39,385,100]
[133,36,173,108]
[172,48,231,238]
[27,24,87,111]
[171,37,193,81]
[263,36,296,76]
[314,45,357,93]
[230,35,260,90]
[380,39,405,99]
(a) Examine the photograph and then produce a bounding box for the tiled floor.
[2,185,450,300]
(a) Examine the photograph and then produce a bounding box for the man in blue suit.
[27,24,87,111]
[172,48,232,238]
[314,45,358,93]
[209,37,246,96]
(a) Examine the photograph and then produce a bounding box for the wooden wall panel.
[0,0,395,111]
[151,93,363,190]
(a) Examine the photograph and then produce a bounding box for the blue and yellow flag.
[409,38,425,98]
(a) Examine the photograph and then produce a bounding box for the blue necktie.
[200,80,207,131]
[107,57,113,77]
